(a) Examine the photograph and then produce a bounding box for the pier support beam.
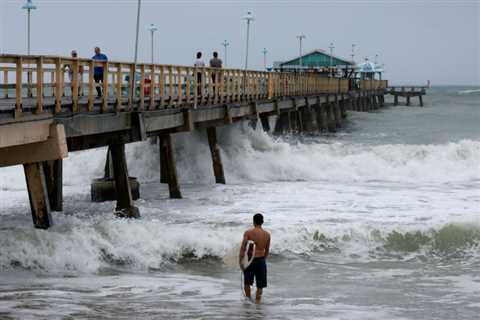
[419,95,423,107]
[109,143,140,218]
[394,95,398,106]
[24,162,52,229]
[206,127,226,184]
[42,160,63,211]
[406,96,411,106]
[159,134,182,199]
[274,112,289,135]
[260,114,271,133]
[326,103,336,132]
[315,104,326,132]
[333,96,342,128]
[159,138,169,184]
[301,105,317,134]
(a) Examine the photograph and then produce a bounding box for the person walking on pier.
[92,47,108,98]
[239,213,271,303]
[209,52,222,95]
[194,52,205,97]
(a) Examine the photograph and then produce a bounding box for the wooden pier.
[0,54,388,229]
[387,86,427,106]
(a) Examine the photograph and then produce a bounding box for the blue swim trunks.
[243,257,267,288]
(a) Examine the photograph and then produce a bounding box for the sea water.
[0,86,479,319]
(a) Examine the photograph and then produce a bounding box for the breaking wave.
[458,88,480,95]
[0,217,479,274]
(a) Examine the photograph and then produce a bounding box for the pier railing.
[0,54,366,118]
[359,79,388,90]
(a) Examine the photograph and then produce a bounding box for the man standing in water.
[239,213,271,303]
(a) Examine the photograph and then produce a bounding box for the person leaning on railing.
[63,50,84,96]
[194,51,205,97]
[209,51,222,95]
[92,47,108,98]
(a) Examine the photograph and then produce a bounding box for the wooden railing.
[1,54,356,118]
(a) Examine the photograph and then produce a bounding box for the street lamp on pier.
[22,0,37,55]
[262,48,268,70]
[296,34,306,68]
[221,40,230,67]
[147,23,158,64]
[242,11,255,70]
[328,42,335,77]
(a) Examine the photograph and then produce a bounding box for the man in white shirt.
[194,52,205,96]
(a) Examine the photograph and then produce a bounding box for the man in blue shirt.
[92,47,108,97]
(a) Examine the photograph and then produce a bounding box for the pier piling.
[42,160,63,211]
[159,134,182,199]
[207,127,226,184]
[24,162,52,229]
[109,143,140,218]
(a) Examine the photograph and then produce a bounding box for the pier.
[387,86,427,106]
[0,54,388,229]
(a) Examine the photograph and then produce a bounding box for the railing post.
[168,65,174,108]
[128,63,135,110]
[177,67,183,106]
[102,61,109,112]
[88,60,94,111]
[35,56,44,114]
[185,67,191,105]
[3,69,8,98]
[55,58,63,113]
[116,63,122,112]
[72,58,79,112]
[15,57,23,118]
[149,64,156,110]
[159,66,165,108]
[139,64,145,110]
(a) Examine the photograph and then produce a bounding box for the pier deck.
[0,54,388,228]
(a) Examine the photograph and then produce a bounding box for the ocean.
[0,86,479,319]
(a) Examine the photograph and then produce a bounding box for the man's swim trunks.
[243,257,267,288]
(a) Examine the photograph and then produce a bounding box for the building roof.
[277,49,354,68]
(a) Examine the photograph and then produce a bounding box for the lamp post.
[351,44,356,63]
[262,48,268,70]
[328,42,335,77]
[147,23,158,64]
[22,0,37,55]
[134,0,141,64]
[221,40,229,67]
[242,11,254,70]
[296,34,306,69]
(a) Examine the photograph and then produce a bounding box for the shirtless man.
[239,213,271,303]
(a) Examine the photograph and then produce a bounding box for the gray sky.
[1,0,478,85]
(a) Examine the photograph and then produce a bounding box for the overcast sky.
[1,0,478,85]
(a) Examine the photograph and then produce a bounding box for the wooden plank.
[149,65,156,110]
[116,63,122,111]
[139,64,145,110]
[177,66,183,106]
[159,66,165,108]
[185,67,191,105]
[35,56,44,114]
[87,60,94,112]
[168,65,173,108]
[102,61,109,112]
[3,70,8,98]
[71,58,79,112]
[15,57,23,118]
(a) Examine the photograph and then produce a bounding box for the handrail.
[0,54,381,118]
